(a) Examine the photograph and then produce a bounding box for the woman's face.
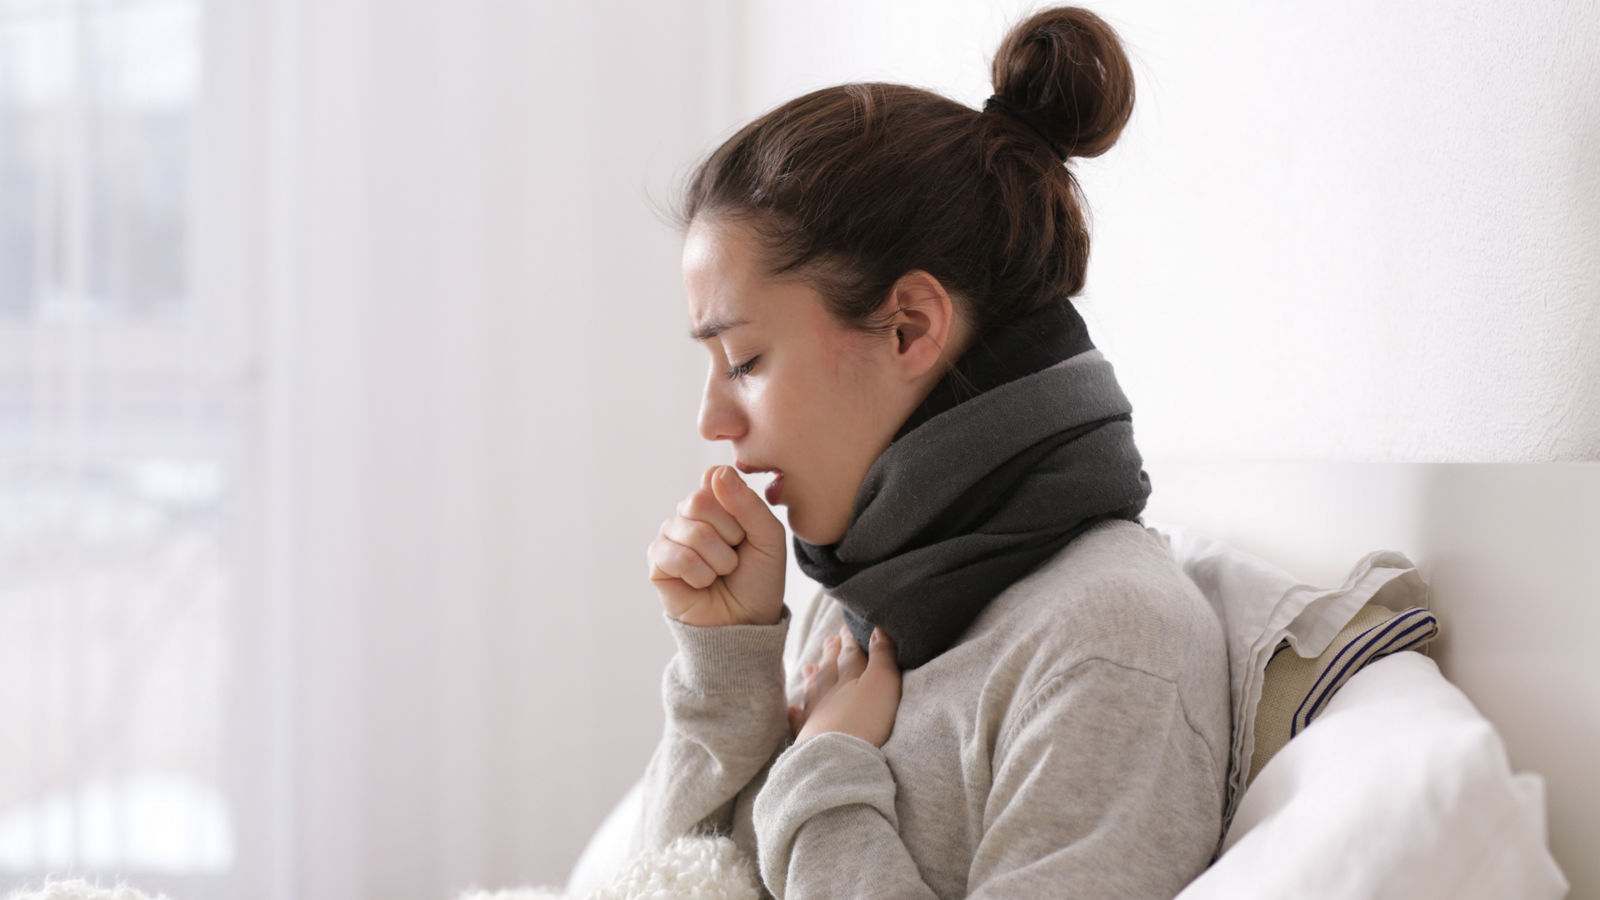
[682,217,923,546]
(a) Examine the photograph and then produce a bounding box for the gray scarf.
[792,299,1152,669]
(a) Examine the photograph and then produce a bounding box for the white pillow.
[564,777,643,898]
[1176,650,1569,899]
[1142,518,1429,828]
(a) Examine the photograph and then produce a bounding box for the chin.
[788,507,846,547]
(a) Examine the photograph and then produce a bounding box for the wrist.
[663,605,791,694]
[733,608,784,627]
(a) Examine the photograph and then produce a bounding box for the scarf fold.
[792,298,1152,669]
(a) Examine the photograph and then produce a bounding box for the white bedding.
[1177,650,1568,898]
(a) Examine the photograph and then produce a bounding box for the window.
[0,1,247,895]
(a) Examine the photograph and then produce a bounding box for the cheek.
[816,323,872,384]
[754,358,828,430]
[786,392,880,520]
[739,381,779,432]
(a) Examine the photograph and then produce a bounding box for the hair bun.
[989,6,1135,160]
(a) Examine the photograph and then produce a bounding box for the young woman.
[639,7,1230,897]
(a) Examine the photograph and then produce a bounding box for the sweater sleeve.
[752,656,1224,899]
[753,731,930,899]
[632,604,793,855]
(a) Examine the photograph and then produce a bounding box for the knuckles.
[683,518,718,547]
[668,541,695,568]
[680,489,720,520]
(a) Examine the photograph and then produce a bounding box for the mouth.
[735,462,786,506]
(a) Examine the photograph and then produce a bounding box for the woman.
[639,7,1230,898]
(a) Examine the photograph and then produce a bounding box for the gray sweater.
[634,518,1231,898]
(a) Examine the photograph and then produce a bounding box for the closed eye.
[726,356,759,381]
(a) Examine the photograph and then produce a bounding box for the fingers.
[676,469,746,547]
[709,465,786,554]
[650,468,749,589]
[835,624,867,681]
[646,533,717,590]
[661,515,738,576]
[798,624,888,724]
[801,662,820,713]
[812,633,841,701]
[865,626,901,685]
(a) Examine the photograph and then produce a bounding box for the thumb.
[866,626,901,679]
[711,466,786,554]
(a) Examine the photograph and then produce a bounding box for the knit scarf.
[792,298,1152,669]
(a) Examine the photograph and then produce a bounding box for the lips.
[735,461,786,506]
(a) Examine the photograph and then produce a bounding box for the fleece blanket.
[6,834,758,900]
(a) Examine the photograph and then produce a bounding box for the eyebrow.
[688,317,751,342]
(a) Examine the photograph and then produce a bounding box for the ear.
[879,270,963,381]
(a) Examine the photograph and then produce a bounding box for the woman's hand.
[648,464,788,627]
[788,624,901,747]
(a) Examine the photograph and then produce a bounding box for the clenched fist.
[647,464,788,627]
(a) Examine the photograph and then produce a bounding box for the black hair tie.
[983,94,1069,163]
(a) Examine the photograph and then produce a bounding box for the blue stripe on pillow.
[1290,608,1438,737]
[1302,614,1435,725]
[1291,614,1409,729]
[1297,610,1435,731]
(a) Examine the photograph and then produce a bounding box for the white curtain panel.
[0,1,238,897]
[217,0,738,896]
[5,0,741,897]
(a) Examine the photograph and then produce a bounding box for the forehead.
[682,218,762,310]
[682,218,821,337]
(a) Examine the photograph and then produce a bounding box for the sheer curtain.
[0,1,253,897]
[5,0,739,897]
[239,1,737,894]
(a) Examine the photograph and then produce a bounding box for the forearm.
[635,606,792,852]
[753,732,937,899]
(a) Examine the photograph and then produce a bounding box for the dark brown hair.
[665,6,1136,343]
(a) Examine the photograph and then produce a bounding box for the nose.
[697,371,746,443]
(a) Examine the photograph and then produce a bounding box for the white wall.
[738,0,1600,461]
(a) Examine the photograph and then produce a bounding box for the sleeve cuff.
[757,730,899,833]
[662,604,791,695]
